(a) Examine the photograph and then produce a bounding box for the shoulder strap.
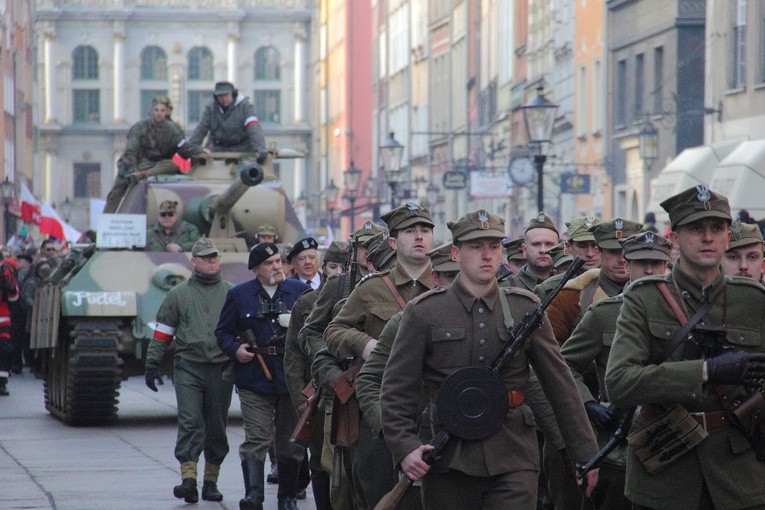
[381,274,407,310]
[655,282,711,360]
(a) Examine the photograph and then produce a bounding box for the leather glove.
[584,400,619,431]
[256,150,269,164]
[145,367,164,392]
[707,350,765,386]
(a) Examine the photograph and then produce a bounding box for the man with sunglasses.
[145,238,234,503]
[146,200,201,252]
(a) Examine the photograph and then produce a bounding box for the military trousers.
[542,440,588,510]
[104,159,179,213]
[238,389,305,464]
[588,464,629,510]
[421,468,538,510]
[321,399,357,510]
[173,357,233,466]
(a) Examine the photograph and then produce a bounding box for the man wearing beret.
[324,203,437,509]
[215,242,310,510]
[145,238,234,503]
[501,212,560,291]
[381,210,599,509]
[284,241,349,510]
[289,237,322,289]
[560,231,671,510]
[606,185,765,509]
[722,219,765,282]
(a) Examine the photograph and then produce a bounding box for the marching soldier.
[722,219,765,281]
[381,210,599,509]
[501,212,559,291]
[606,186,765,509]
[560,232,671,510]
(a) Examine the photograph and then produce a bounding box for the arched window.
[188,47,214,81]
[255,47,280,80]
[73,46,99,80]
[141,46,167,80]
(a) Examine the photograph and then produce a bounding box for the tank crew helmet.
[728,220,764,251]
[660,185,732,229]
[248,242,280,270]
[287,237,319,263]
[619,231,672,261]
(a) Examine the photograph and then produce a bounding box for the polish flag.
[19,182,42,224]
[19,182,82,242]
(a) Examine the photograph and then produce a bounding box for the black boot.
[240,459,265,510]
[277,460,301,510]
[202,481,223,502]
[173,478,199,503]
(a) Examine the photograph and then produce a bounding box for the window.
[141,46,167,80]
[74,163,101,198]
[593,59,603,133]
[616,59,627,126]
[73,90,100,123]
[188,47,213,81]
[653,47,664,113]
[187,91,208,123]
[255,47,281,80]
[577,65,587,136]
[635,53,644,118]
[140,90,169,117]
[729,0,747,89]
[254,90,281,123]
[73,46,98,80]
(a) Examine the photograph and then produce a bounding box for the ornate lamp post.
[0,178,15,243]
[522,85,559,212]
[343,161,362,232]
[379,131,404,209]
[638,118,659,168]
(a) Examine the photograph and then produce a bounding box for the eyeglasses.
[159,211,175,218]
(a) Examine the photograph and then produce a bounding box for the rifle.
[348,237,359,290]
[575,406,636,478]
[373,257,585,510]
[240,329,273,381]
[290,382,323,447]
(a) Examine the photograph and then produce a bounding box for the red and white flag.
[19,182,82,242]
[19,182,42,224]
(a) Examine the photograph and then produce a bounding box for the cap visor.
[395,217,435,231]
[674,210,732,227]
[624,249,670,261]
[194,248,219,257]
[456,230,506,242]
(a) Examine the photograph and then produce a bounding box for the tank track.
[44,321,123,426]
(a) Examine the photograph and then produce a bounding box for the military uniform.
[145,239,233,502]
[381,210,597,510]
[501,213,559,292]
[606,187,765,510]
[188,88,266,154]
[145,220,201,252]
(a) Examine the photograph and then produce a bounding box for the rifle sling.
[381,274,407,310]
[655,282,711,362]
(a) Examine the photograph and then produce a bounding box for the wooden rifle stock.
[241,329,273,381]
[290,386,322,447]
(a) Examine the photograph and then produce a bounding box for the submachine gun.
[374,257,585,510]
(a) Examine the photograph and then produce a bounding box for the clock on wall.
[508,156,535,186]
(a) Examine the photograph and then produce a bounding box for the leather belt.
[690,411,729,431]
[508,390,525,408]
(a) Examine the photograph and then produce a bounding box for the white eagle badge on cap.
[405,202,419,212]
[643,232,655,246]
[614,218,624,239]
[585,217,595,229]
[537,212,546,223]
[731,224,742,240]
[695,185,712,210]
[478,210,490,230]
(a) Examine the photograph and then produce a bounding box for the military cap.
[448,209,505,242]
[619,231,672,261]
[191,238,219,257]
[287,237,319,262]
[362,231,388,252]
[549,243,574,268]
[566,216,601,242]
[248,242,279,269]
[660,185,732,228]
[366,237,396,271]
[525,212,558,235]
[257,224,278,237]
[728,220,764,251]
[588,218,643,249]
[158,200,178,212]
[503,238,526,261]
[427,242,460,273]
[352,221,387,244]
[323,241,349,264]
[151,95,173,111]
[214,81,235,95]
[381,202,435,232]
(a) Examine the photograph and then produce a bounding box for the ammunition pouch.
[627,405,708,473]
[729,391,765,462]
[329,364,362,448]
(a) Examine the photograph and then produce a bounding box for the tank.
[30,151,306,425]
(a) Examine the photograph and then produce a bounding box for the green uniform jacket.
[284,288,318,409]
[146,272,233,368]
[605,264,765,509]
[188,95,266,153]
[145,220,201,252]
[324,263,435,360]
[118,118,200,175]
[499,264,542,292]
[533,266,587,300]
[560,295,627,467]
[381,276,598,477]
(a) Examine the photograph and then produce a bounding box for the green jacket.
[118,118,200,175]
[146,272,233,368]
[145,220,200,252]
[606,263,765,509]
[499,264,542,292]
[284,288,318,409]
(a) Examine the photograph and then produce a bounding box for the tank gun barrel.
[208,162,265,218]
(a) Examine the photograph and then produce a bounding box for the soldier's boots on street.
[202,481,223,502]
[276,460,301,510]
[240,459,265,510]
[173,478,199,503]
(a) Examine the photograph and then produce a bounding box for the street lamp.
[325,179,339,234]
[0,177,15,243]
[343,161,362,232]
[638,118,659,168]
[379,131,405,209]
[522,85,559,212]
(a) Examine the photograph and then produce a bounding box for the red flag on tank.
[172,153,192,173]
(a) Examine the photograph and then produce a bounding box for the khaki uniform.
[605,265,765,509]
[381,276,598,509]
[500,264,543,292]
[145,220,201,252]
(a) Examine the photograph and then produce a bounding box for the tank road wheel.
[44,321,122,426]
